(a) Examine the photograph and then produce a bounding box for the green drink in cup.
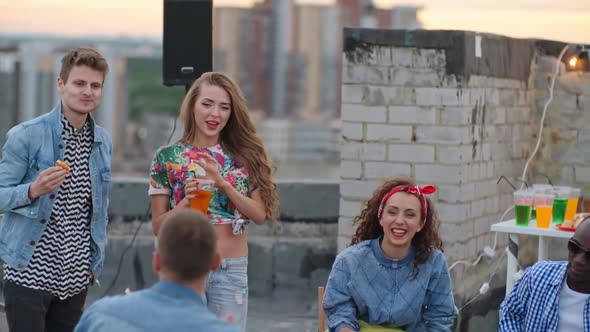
[514,190,533,226]
[552,187,569,224]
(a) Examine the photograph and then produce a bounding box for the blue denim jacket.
[0,102,112,278]
[75,280,241,332]
[323,239,457,332]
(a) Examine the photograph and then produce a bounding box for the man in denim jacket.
[0,47,112,332]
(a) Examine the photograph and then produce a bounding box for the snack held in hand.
[55,160,71,173]
[562,212,590,229]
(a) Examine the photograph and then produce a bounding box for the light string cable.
[519,44,570,190]
[448,44,569,273]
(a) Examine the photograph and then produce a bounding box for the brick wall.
[338,29,547,328]
[529,51,590,202]
[339,41,536,254]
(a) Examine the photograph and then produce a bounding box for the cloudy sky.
[0,0,589,43]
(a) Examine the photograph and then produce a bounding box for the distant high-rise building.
[293,4,340,120]
[214,5,271,114]
[391,6,423,30]
[268,0,294,118]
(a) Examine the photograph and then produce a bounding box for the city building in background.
[0,0,423,178]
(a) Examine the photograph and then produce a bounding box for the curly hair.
[351,176,443,275]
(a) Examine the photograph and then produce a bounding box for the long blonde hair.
[179,72,279,222]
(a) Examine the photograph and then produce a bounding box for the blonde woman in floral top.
[149,72,279,332]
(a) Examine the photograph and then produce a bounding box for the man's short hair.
[59,47,109,83]
[158,210,216,282]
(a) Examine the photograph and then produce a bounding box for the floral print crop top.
[149,143,252,233]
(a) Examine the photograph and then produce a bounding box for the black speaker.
[163,0,213,86]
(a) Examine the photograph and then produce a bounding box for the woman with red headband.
[323,176,457,332]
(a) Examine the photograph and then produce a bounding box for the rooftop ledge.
[343,28,588,82]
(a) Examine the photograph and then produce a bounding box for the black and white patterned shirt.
[5,116,94,299]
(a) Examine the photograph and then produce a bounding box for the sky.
[0,0,589,44]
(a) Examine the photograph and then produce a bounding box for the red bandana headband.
[377,185,437,223]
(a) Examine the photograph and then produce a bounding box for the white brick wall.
[389,144,435,163]
[338,217,357,238]
[340,180,382,199]
[440,107,473,125]
[341,122,363,141]
[389,67,442,87]
[389,106,437,125]
[341,85,366,104]
[339,199,363,218]
[415,88,471,106]
[340,160,362,179]
[341,143,386,160]
[576,166,590,183]
[416,126,472,145]
[339,43,541,293]
[438,145,473,164]
[342,105,387,122]
[364,162,411,179]
[414,164,463,183]
[365,124,412,142]
[343,65,389,85]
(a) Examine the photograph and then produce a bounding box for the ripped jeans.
[206,257,248,332]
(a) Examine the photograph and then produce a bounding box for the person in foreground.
[499,217,590,332]
[149,72,279,331]
[323,176,457,332]
[0,47,112,332]
[74,209,240,332]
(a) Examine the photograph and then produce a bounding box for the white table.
[490,219,573,296]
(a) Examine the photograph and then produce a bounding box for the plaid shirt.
[499,261,590,332]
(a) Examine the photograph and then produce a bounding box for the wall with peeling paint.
[339,28,589,331]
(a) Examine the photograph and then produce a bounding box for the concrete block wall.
[528,47,590,202]
[515,43,590,266]
[94,178,340,300]
[339,32,536,257]
[339,29,542,329]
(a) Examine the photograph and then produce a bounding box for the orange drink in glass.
[189,180,214,215]
[534,192,554,229]
[535,206,553,228]
[565,188,581,222]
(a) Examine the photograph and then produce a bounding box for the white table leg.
[538,236,548,261]
[506,233,519,297]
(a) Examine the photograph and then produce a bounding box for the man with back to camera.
[499,217,590,331]
[0,47,112,332]
[74,209,240,332]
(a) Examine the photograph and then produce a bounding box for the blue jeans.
[206,257,248,332]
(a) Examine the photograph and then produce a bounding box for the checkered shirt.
[499,261,590,332]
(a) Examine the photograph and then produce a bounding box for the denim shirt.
[323,239,457,332]
[0,102,112,278]
[74,280,241,332]
[500,261,590,332]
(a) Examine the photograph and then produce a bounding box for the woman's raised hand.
[195,152,229,190]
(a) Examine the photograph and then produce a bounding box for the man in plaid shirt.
[499,218,590,331]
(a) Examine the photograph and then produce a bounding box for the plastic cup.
[534,192,554,229]
[189,180,214,215]
[532,184,553,191]
[531,186,552,220]
[514,190,533,226]
[551,187,570,224]
[565,188,581,222]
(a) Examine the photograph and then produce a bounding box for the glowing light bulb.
[568,56,578,68]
